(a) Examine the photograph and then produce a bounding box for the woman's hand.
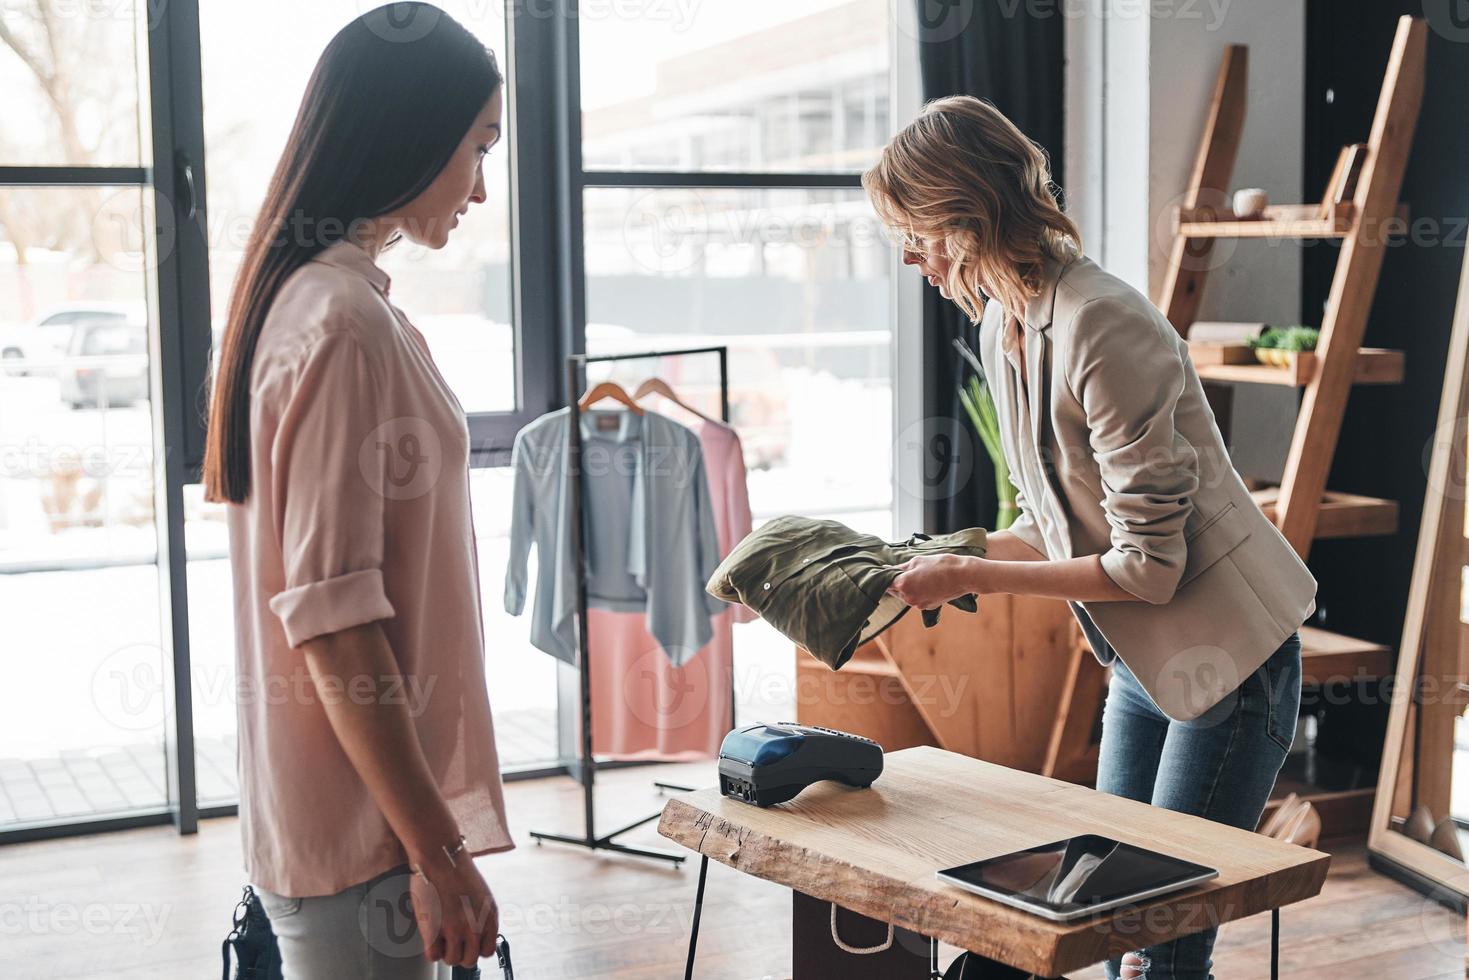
[300,623,499,966]
[411,852,500,967]
[886,554,983,610]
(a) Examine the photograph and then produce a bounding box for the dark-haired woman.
[204,5,510,975]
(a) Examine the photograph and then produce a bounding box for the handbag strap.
[220,885,251,980]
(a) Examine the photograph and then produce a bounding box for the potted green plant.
[953,337,1017,530]
[1248,325,1319,367]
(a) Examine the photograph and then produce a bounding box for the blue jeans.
[1097,630,1302,980]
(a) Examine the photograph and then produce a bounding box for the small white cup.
[1233,187,1269,218]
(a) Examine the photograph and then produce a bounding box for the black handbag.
[221,885,284,980]
[941,951,1035,979]
[221,883,514,980]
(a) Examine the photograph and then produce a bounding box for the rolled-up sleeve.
[266,330,396,647]
[1066,298,1198,605]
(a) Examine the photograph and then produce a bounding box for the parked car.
[57,317,150,409]
[1,302,144,377]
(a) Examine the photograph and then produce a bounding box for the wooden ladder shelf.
[1156,16,1428,840]
[1160,15,1425,556]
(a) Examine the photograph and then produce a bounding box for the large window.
[583,187,891,517]
[579,0,888,173]
[0,0,899,838]
[577,0,894,724]
[0,1,145,167]
[0,0,172,835]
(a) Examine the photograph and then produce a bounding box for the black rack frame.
[528,344,730,865]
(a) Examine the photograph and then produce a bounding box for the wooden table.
[658,746,1330,978]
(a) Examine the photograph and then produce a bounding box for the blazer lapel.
[990,314,1026,497]
[1020,255,1075,556]
[1024,328,1072,555]
[1024,326,1051,494]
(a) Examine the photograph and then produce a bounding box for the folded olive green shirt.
[705,515,988,669]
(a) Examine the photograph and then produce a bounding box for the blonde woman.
[867,96,1316,980]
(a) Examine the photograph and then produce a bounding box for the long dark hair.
[203,2,502,503]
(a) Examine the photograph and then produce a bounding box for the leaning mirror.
[1369,240,1469,911]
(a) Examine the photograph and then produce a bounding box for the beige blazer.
[978,250,1317,721]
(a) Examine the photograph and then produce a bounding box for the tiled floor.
[0,742,168,825]
[0,708,560,830]
[490,707,561,770]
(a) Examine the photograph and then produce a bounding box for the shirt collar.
[310,238,392,298]
[1019,249,1076,333]
[578,407,643,444]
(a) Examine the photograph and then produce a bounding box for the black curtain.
[913,2,1066,533]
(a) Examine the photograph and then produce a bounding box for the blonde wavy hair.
[862,95,1080,324]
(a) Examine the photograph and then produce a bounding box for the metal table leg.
[683,855,709,980]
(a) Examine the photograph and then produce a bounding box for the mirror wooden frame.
[1367,241,1469,909]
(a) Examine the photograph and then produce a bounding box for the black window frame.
[550,2,878,758]
[0,0,572,845]
[0,0,888,844]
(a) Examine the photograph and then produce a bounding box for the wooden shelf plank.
[1252,487,1399,539]
[1177,203,1355,239]
[1262,786,1376,845]
[1299,625,1393,685]
[1178,218,1349,238]
[1193,347,1403,385]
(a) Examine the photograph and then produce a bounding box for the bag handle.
[829,903,893,955]
[450,934,513,979]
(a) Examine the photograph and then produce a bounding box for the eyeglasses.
[899,231,946,260]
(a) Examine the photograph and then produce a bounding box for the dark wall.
[1302,3,1469,760]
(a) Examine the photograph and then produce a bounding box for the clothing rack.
[528,345,731,865]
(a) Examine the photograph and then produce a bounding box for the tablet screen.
[939,836,1216,913]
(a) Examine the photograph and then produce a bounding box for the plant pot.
[1253,347,1296,367]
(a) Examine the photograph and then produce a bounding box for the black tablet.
[936,835,1218,922]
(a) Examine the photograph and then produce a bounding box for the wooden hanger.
[632,376,717,424]
[577,379,644,415]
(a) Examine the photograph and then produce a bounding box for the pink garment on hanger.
[696,419,757,627]
[589,417,754,759]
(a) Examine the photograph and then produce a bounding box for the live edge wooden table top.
[657,746,1330,977]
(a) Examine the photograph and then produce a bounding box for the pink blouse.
[588,415,756,760]
[226,238,514,897]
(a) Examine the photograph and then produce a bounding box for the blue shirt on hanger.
[504,406,726,666]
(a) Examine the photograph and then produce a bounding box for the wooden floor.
[1,761,1465,979]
